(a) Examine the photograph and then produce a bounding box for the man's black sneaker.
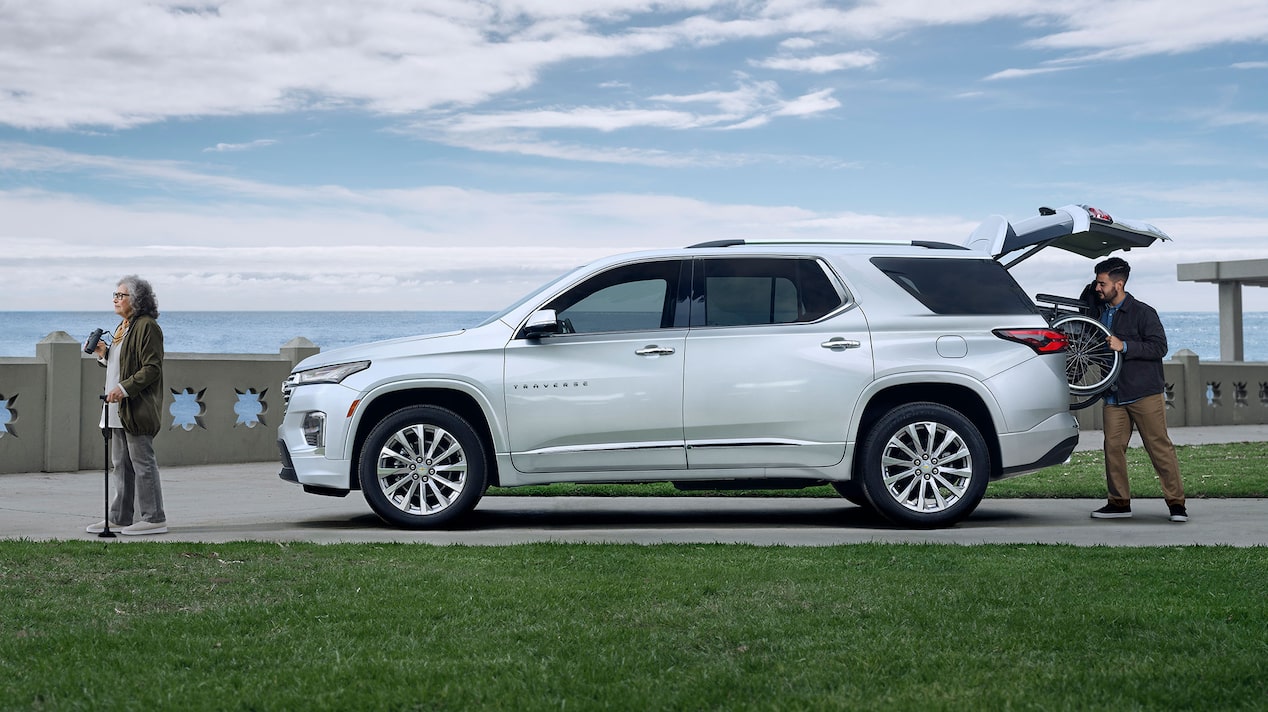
[1169,504,1189,523]
[1091,504,1132,519]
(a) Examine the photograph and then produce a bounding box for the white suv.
[278,232,1094,528]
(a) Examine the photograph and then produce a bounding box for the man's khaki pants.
[1102,393,1185,507]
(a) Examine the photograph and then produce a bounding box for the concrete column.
[36,331,83,472]
[1218,282,1244,362]
[1174,349,1203,427]
[280,337,320,369]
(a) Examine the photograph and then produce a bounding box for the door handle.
[635,345,676,356]
[821,337,861,350]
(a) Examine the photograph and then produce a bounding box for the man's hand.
[1106,334,1125,353]
[104,386,126,403]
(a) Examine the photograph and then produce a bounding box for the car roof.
[684,238,971,252]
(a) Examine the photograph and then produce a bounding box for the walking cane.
[98,395,116,539]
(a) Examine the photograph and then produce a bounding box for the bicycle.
[1034,293,1122,410]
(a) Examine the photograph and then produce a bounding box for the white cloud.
[778,37,819,51]
[2,2,1266,318]
[0,145,994,310]
[1204,111,1268,128]
[4,1,1267,131]
[1110,181,1268,212]
[772,89,840,117]
[1022,0,1268,61]
[428,78,838,136]
[752,50,880,74]
[410,78,840,162]
[417,132,723,167]
[3,175,1265,312]
[437,107,706,133]
[984,65,1078,81]
[203,139,278,153]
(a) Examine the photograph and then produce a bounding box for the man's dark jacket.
[1090,292,1168,403]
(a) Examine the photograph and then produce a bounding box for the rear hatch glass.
[871,257,1039,315]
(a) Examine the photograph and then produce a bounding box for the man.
[86,276,169,535]
[1089,257,1188,522]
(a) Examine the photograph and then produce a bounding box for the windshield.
[475,267,584,328]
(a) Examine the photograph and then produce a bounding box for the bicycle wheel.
[1051,314,1121,398]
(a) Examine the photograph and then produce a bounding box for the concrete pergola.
[1176,258,1268,362]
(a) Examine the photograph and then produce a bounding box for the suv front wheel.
[859,403,990,528]
[358,405,487,529]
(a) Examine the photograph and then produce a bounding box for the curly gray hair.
[117,275,160,319]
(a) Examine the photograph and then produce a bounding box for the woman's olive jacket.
[116,315,165,437]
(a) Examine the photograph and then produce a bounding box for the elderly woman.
[86,276,168,535]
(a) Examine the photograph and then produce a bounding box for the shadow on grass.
[283,498,1048,532]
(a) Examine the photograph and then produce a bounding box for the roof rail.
[687,239,746,248]
[686,238,967,250]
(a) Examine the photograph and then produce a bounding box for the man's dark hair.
[1095,256,1130,283]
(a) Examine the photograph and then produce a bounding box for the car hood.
[292,326,498,372]
[964,204,1171,268]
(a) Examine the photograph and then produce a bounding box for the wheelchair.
[1034,291,1121,410]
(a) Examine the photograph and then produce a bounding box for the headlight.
[291,360,371,386]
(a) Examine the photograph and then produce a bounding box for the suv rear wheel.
[859,403,990,527]
[358,405,487,529]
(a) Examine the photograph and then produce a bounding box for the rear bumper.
[999,434,1079,478]
[994,411,1080,480]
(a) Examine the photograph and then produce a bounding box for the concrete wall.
[1073,350,1268,431]
[1,332,318,474]
[2,337,1266,474]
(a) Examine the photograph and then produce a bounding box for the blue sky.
[2,0,1266,312]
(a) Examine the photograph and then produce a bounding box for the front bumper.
[277,382,360,490]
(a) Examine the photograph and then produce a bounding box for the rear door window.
[871,257,1038,315]
[692,257,845,327]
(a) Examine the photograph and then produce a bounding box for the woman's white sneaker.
[120,521,168,536]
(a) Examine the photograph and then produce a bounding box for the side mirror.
[519,310,562,340]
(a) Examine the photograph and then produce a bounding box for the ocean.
[1,311,494,358]
[1,311,1265,362]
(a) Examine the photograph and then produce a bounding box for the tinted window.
[870,257,1038,315]
[545,260,683,333]
[695,258,844,327]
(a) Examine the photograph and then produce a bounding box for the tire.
[1051,314,1121,398]
[859,403,990,528]
[358,405,487,529]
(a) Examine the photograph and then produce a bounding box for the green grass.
[486,442,1268,499]
[2,542,1266,710]
[989,442,1268,498]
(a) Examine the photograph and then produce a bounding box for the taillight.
[993,328,1069,354]
[1082,205,1113,223]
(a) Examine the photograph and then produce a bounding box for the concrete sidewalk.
[3,425,1265,547]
